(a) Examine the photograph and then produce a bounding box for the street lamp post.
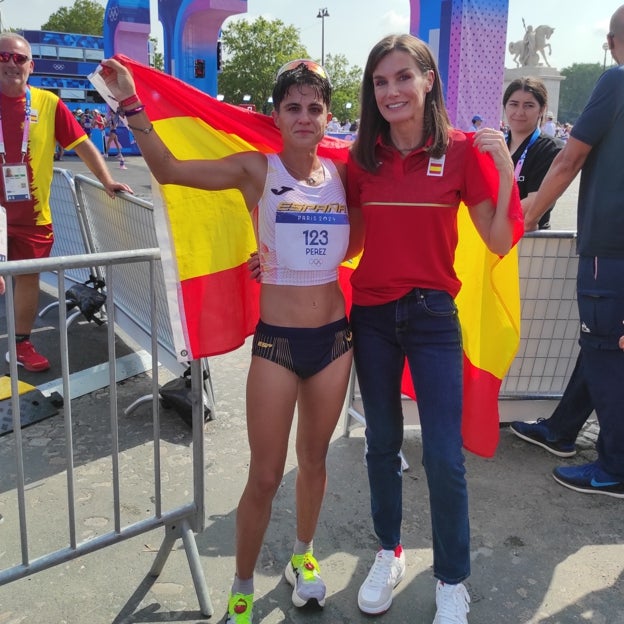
[603,41,610,71]
[317,8,329,66]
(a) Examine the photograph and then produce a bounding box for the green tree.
[558,63,604,123]
[41,0,105,36]
[323,53,362,124]
[219,17,308,112]
[149,36,164,71]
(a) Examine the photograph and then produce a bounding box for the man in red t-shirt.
[0,33,133,372]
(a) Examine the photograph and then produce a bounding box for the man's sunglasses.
[0,52,31,65]
[276,59,331,84]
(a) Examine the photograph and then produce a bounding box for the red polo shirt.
[347,129,500,306]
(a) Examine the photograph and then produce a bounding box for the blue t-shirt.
[571,64,624,257]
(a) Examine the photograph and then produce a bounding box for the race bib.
[275,207,349,271]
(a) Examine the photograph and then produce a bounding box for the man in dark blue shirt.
[524,4,624,499]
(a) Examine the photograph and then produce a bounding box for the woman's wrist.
[123,105,145,117]
[119,94,140,109]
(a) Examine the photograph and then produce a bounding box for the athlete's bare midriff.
[259,281,346,328]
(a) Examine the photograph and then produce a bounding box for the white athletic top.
[253,153,349,286]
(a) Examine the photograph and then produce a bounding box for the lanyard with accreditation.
[0,86,32,203]
[513,127,541,183]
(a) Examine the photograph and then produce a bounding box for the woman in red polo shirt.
[347,34,520,624]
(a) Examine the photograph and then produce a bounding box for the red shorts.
[7,224,54,261]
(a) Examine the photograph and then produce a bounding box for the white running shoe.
[432,580,470,623]
[284,552,326,608]
[357,545,406,614]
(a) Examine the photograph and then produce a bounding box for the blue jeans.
[351,288,470,584]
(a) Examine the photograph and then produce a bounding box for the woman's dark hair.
[352,34,451,172]
[272,63,332,111]
[502,76,548,120]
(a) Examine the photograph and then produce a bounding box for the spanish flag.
[113,55,521,457]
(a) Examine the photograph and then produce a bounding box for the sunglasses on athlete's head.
[276,59,331,84]
[0,52,31,65]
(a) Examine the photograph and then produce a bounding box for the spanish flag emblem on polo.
[112,55,522,457]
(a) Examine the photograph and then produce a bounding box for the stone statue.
[508,20,555,67]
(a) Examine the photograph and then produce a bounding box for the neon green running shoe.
[284,552,326,608]
[225,592,253,624]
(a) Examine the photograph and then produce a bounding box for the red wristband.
[119,94,140,108]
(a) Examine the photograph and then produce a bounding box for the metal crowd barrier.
[500,231,579,397]
[70,173,214,414]
[344,231,581,447]
[0,251,212,616]
[73,174,184,377]
[39,169,104,327]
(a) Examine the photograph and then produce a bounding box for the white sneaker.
[357,545,406,614]
[432,580,470,623]
[284,552,326,608]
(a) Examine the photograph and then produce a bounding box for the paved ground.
[1,157,621,624]
[0,337,621,624]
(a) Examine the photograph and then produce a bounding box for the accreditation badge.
[0,205,6,262]
[2,163,31,202]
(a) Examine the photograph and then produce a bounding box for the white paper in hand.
[88,65,128,127]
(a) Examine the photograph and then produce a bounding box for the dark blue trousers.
[576,256,624,478]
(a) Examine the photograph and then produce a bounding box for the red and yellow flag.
[116,55,521,457]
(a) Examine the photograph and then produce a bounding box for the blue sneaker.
[553,462,624,498]
[509,420,576,457]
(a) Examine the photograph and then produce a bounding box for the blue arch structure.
[104,0,246,97]
[165,0,247,95]
[410,0,510,131]
[104,0,151,64]
[104,0,508,124]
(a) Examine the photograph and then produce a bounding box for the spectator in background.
[557,122,572,142]
[105,107,128,169]
[54,142,64,161]
[505,78,594,458]
[81,108,93,137]
[502,76,564,230]
[469,114,483,131]
[93,109,106,131]
[326,114,342,133]
[541,110,557,137]
[0,33,132,372]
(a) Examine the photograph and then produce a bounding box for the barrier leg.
[39,301,60,317]
[38,300,84,329]
[180,519,213,617]
[124,394,155,416]
[125,359,215,420]
[149,523,177,576]
[149,519,213,617]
